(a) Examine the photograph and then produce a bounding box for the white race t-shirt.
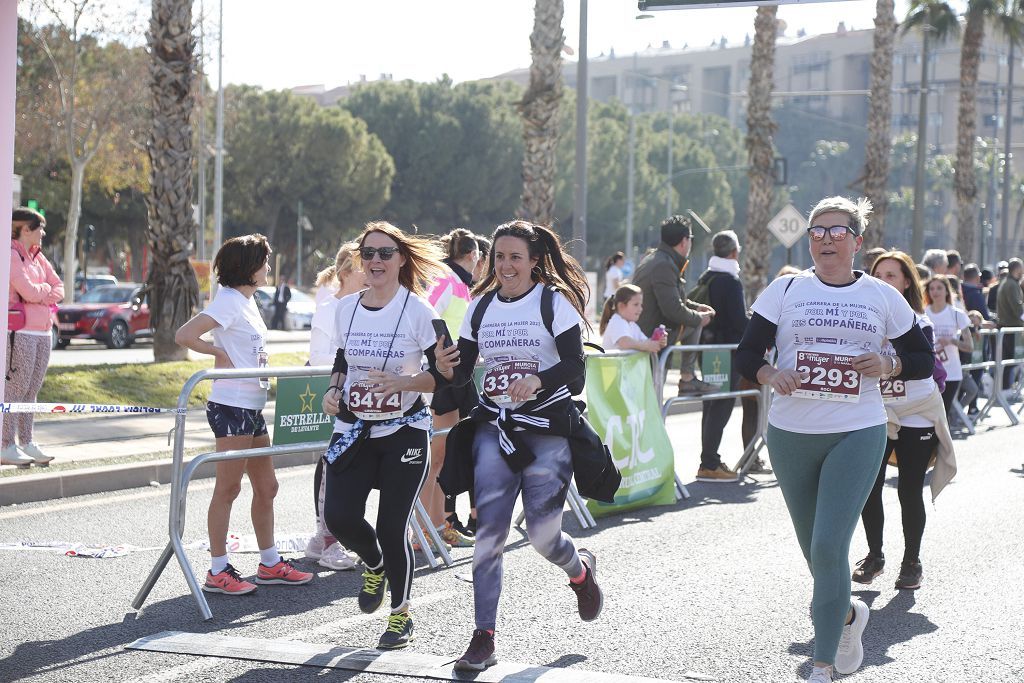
[927,304,971,381]
[751,270,916,434]
[602,313,646,351]
[309,295,341,367]
[459,285,582,410]
[881,313,937,428]
[332,287,438,438]
[203,287,269,410]
[604,265,623,299]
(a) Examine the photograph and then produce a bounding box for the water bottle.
[651,324,667,342]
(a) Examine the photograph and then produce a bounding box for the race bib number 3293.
[792,351,861,403]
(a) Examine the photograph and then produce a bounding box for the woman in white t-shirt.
[603,251,624,299]
[319,221,456,651]
[598,284,667,353]
[176,234,313,597]
[924,275,973,415]
[736,198,934,683]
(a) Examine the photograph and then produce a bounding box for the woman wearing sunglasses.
[4,208,63,468]
[320,221,456,651]
[736,197,934,683]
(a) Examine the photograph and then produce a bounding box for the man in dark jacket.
[961,264,991,320]
[271,278,292,330]
[632,215,714,395]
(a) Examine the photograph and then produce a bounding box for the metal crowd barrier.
[132,365,452,621]
[953,327,1024,432]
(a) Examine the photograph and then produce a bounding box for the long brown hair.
[473,221,590,325]
[599,284,641,335]
[870,250,925,314]
[355,221,446,298]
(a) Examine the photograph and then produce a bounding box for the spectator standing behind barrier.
[987,260,1008,312]
[3,208,63,468]
[922,249,948,275]
[996,258,1024,390]
[961,264,991,320]
[603,251,624,300]
[736,196,934,683]
[860,247,887,275]
[175,234,314,597]
[925,275,973,416]
[631,215,715,395]
[305,242,363,572]
[692,230,748,482]
[599,284,667,352]
[855,250,955,592]
[271,277,291,330]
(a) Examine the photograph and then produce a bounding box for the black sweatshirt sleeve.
[423,345,449,391]
[536,326,586,389]
[736,312,776,383]
[890,322,934,380]
[331,347,348,376]
[450,337,481,388]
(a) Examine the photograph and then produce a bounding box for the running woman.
[439,220,604,672]
[175,234,313,596]
[736,198,933,683]
[320,221,456,650]
[854,251,957,592]
[923,275,973,416]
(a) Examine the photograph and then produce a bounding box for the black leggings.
[323,426,430,613]
[940,380,960,416]
[860,425,937,563]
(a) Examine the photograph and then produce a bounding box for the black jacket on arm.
[702,270,748,344]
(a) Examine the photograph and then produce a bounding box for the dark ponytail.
[441,227,478,261]
[605,251,624,271]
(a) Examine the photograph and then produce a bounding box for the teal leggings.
[765,423,887,665]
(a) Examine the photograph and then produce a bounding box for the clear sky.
[204,0,931,91]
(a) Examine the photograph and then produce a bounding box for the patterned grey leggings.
[471,422,583,631]
[3,333,51,447]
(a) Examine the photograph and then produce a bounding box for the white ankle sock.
[210,554,229,575]
[259,546,281,567]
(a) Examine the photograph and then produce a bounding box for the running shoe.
[695,463,739,482]
[255,558,314,585]
[358,567,388,613]
[678,378,717,395]
[441,522,475,548]
[895,560,923,590]
[466,515,478,536]
[454,629,497,671]
[202,564,257,595]
[569,548,603,622]
[834,598,869,675]
[807,665,833,682]
[411,534,452,553]
[447,513,474,538]
[376,612,414,650]
[747,457,773,475]
[318,542,358,571]
[304,534,326,560]
[852,553,885,584]
[19,443,53,465]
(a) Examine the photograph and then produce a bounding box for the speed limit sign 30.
[767,204,806,249]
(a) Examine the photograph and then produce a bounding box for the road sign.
[767,204,806,249]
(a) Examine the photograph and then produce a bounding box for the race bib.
[880,377,907,404]
[347,380,404,420]
[482,360,540,403]
[257,350,270,390]
[792,351,861,403]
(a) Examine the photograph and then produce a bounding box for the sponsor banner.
[701,349,731,392]
[272,376,334,445]
[0,402,185,415]
[584,353,676,517]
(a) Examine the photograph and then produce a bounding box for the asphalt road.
[1,410,1022,682]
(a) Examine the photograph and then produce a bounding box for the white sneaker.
[20,442,53,465]
[834,598,869,674]
[318,542,357,571]
[1,444,32,468]
[304,534,326,560]
[807,666,832,682]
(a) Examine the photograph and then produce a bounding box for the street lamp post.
[212,0,225,297]
[572,0,588,266]
[911,26,932,259]
[665,84,687,218]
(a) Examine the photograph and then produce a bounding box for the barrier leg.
[410,513,439,570]
[514,508,526,528]
[565,484,593,529]
[950,398,975,436]
[571,484,597,527]
[132,542,174,611]
[417,499,453,568]
[674,474,691,500]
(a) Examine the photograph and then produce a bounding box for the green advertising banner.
[701,349,731,392]
[584,353,676,517]
[272,376,335,446]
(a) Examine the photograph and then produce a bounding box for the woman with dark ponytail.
[437,220,608,672]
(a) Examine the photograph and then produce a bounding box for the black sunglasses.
[360,246,399,261]
[807,225,855,241]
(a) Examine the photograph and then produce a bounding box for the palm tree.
[519,0,564,226]
[146,0,200,361]
[993,0,1024,254]
[903,0,959,258]
[743,5,778,299]
[858,0,897,252]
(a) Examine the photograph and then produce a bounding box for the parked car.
[254,286,315,330]
[55,283,151,349]
[74,274,118,294]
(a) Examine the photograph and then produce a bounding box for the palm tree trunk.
[519,0,564,226]
[146,0,199,362]
[955,13,985,262]
[743,5,779,299]
[860,0,897,252]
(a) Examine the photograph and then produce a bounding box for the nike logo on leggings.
[400,448,424,464]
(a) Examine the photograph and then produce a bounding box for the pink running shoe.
[256,558,314,585]
[203,564,257,595]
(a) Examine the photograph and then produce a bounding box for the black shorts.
[430,382,478,418]
[206,401,269,438]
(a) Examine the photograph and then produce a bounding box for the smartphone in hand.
[432,319,454,348]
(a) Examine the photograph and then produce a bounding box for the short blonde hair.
[808,196,872,236]
[315,241,359,288]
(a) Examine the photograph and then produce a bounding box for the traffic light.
[84,224,96,252]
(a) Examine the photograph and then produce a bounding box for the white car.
[255,287,315,330]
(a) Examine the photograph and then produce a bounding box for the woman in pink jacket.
[4,208,63,467]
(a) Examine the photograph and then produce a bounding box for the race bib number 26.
[792,351,861,403]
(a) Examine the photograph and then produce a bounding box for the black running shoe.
[466,515,477,536]
[358,566,388,614]
[454,629,497,671]
[895,560,923,590]
[852,553,885,584]
[569,548,603,622]
[447,512,473,538]
[377,612,414,650]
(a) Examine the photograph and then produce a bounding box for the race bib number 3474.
[792,351,861,403]
[348,380,403,420]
